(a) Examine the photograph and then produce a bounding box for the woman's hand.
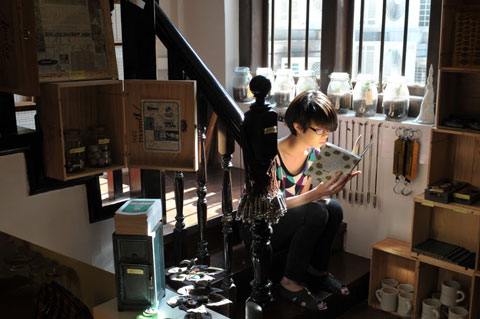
[312,171,360,201]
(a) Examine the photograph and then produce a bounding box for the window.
[352,0,432,89]
[268,0,322,77]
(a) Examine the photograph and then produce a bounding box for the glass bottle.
[382,76,410,121]
[256,67,275,104]
[63,128,85,173]
[296,70,318,95]
[273,68,295,108]
[232,66,254,103]
[353,74,378,117]
[327,72,351,114]
[86,124,112,167]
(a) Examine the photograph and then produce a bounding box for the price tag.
[69,71,86,81]
[453,207,468,214]
[98,138,110,144]
[421,199,434,207]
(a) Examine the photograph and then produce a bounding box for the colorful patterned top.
[274,148,320,198]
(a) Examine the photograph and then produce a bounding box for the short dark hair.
[284,90,338,136]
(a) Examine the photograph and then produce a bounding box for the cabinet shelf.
[412,252,475,277]
[435,127,480,138]
[65,165,124,181]
[440,67,480,74]
[415,194,480,216]
[372,237,415,260]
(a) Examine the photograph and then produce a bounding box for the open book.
[307,135,374,183]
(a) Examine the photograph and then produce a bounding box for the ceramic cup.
[397,292,413,317]
[422,298,441,319]
[440,280,465,307]
[447,306,468,319]
[376,287,399,312]
[398,283,414,294]
[381,278,399,288]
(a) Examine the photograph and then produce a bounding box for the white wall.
[0,153,115,273]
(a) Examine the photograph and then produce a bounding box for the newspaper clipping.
[142,100,181,152]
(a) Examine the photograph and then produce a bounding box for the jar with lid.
[63,128,85,173]
[353,74,378,117]
[382,76,410,121]
[273,68,295,108]
[296,70,318,95]
[327,72,352,114]
[256,67,275,104]
[86,124,112,167]
[232,66,254,103]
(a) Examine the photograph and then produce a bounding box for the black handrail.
[154,3,244,146]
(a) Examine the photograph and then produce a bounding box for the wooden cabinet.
[369,1,480,318]
[37,79,198,181]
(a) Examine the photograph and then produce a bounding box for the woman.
[273,90,359,312]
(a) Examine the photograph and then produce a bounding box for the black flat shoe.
[310,272,350,296]
[278,285,327,312]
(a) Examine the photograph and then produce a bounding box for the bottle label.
[98,138,110,144]
[69,147,85,154]
[365,88,373,105]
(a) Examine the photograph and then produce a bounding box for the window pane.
[272,0,289,71]
[308,0,322,78]
[405,0,430,85]
[352,0,384,80]
[382,0,406,82]
[290,0,307,75]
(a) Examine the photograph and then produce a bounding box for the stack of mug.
[375,278,414,317]
[421,280,468,319]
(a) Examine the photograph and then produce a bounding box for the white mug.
[397,292,413,317]
[381,278,399,288]
[440,280,465,307]
[376,286,398,312]
[422,298,441,319]
[447,306,468,319]
[398,283,414,294]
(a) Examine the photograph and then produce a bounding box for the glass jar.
[232,66,254,103]
[327,72,351,114]
[273,68,295,108]
[256,67,275,104]
[353,74,378,117]
[296,70,318,95]
[63,129,85,173]
[86,125,112,167]
[382,76,410,121]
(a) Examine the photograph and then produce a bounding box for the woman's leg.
[309,198,344,271]
[272,201,329,283]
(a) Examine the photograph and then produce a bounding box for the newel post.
[237,76,287,314]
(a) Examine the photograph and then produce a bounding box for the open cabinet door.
[124,80,198,172]
[0,0,39,95]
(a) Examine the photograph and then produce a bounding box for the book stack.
[114,199,162,236]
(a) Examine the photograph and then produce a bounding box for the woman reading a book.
[273,90,359,311]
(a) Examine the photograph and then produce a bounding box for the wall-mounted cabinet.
[37,80,198,181]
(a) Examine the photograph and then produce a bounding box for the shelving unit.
[369,1,480,318]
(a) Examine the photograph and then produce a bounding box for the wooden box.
[38,80,198,181]
[368,238,417,316]
[415,262,474,319]
[0,0,117,96]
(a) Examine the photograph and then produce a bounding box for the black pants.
[241,198,344,283]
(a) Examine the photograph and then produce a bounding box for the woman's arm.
[285,172,358,209]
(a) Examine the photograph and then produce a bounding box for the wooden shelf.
[14,101,36,107]
[370,304,402,317]
[372,238,415,260]
[440,67,480,74]
[411,252,475,277]
[65,164,124,181]
[435,126,480,138]
[414,194,480,216]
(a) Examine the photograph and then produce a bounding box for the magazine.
[307,135,374,183]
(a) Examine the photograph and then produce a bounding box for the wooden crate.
[368,238,417,316]
[37,79,198,181]
[415,262,474,319]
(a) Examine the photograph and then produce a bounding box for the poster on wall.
[34,0,117,82]
[142,100,181,152]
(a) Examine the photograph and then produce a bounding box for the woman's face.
[295,122,331,148]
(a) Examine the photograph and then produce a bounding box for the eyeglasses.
[309,127,329,135]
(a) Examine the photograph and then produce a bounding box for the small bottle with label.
[86,125,112,167]
[353,74,378,117]
[63,129,85,173]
